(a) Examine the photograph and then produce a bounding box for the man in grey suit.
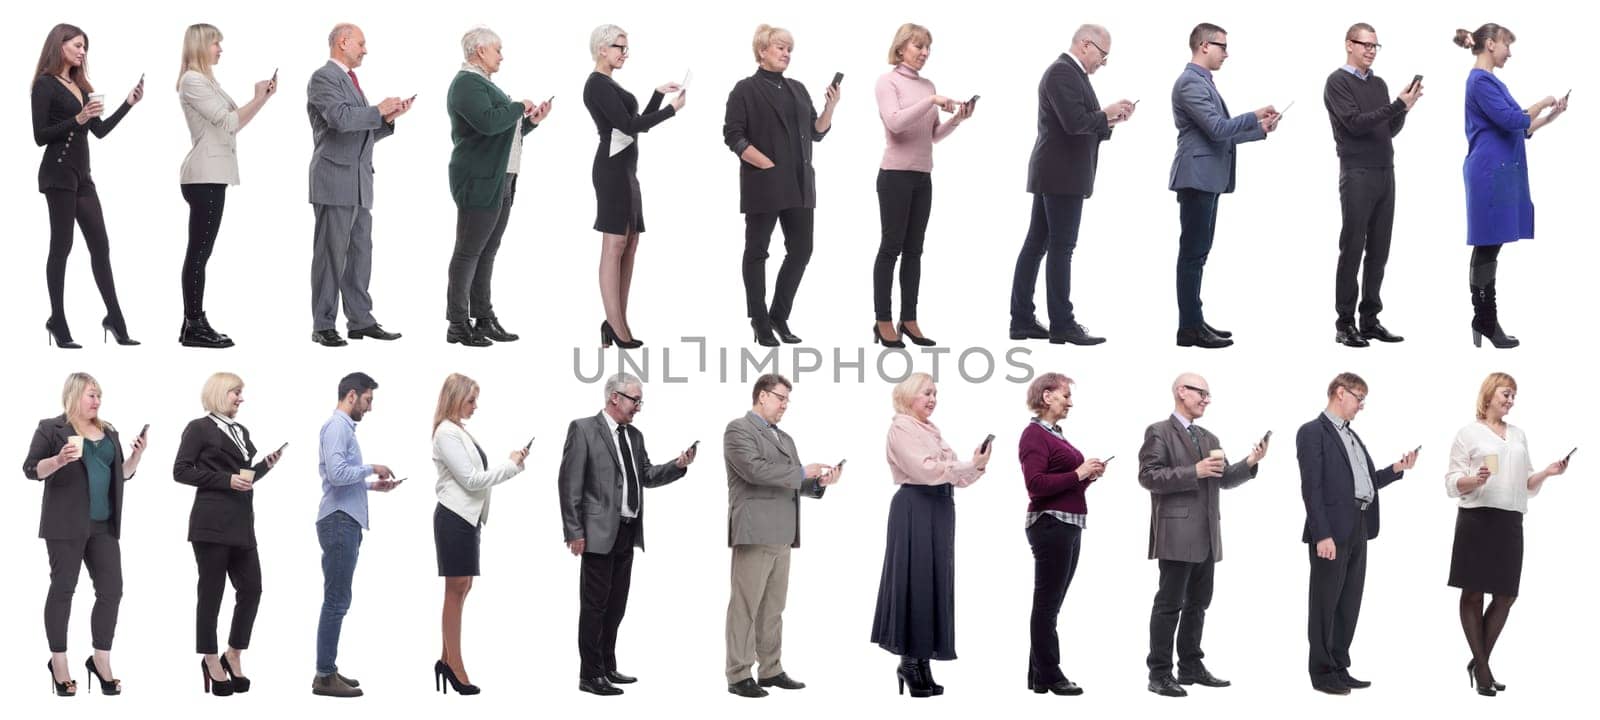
[558,373,694,697]
[724,373,840,698]
[1170,23,1278,349]
[306,23,413,347]
[1138,372,1267,697]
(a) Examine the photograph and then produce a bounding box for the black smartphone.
[1410,74,1423,92]
[139,423,150,438]
[407,93,418,103]
[967,94,980,108]
[836,459,847,472]
[1261,430,1272,445]
[1104,455,1115,463]
[1413,445,1423,455]
[546,95,555,104]
[523,437,535,452]
[1564,447,1578,463]
[980,433,995,454]
[690,440,701,452]
[274,442,288,456]
[272,67,279,81]
[831,72,844,88]
[391,477,407,486]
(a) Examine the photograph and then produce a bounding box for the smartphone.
[690,440,701,452]
[391,477,407,486]
[274,442,288,456]
[407,94,418,103]
[139,423,150,438]
[545,95,555,104]
[980,433,995,454]
[272,67,279,82]
[682,69,693,90]
[1413,445,1422,455]
[967,94,981,108]
[836,459,847,472]
[1409,74,1423,92]
[523,437,535,452]
[1280,99,1295,115]
[1564,447,1578,463]
[831,72,844,88]
[1104,455,1116,463]
[1133,99,1141,106]
[1261,430,1273,445]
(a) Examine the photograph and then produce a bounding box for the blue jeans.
[1010,193,1085,333]
[315,511,362,675]
[1175,189,1221,329]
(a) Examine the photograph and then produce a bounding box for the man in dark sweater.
[1323,23,1422,347]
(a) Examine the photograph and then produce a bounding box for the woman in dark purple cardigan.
[1021,372,1105,696]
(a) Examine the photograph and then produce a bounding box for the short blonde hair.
[61,372,106,430]
[887,23,932,64]
[891,372,935,415]
[1475,372,1517,421]
[1026,373,1073,414]
[433,373,480,431]
[177,23,222,90]
[752,24,794,63]
[590,24,626,61]
[201,372,245,416]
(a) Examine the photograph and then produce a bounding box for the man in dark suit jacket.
[558,373,694,696]
[1137,373,1266,696]
[1009,24,1133,346]
[1296,372,1416,694]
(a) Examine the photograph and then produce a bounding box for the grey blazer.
[557,412,686,555]
[1137,416,1257,563]
[724,412,824,548]
[306,61,393,208]
[1168,63,1266,194]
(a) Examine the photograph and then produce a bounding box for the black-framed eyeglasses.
[610,44,630,55]
[1086,39,1109,61]
[1206,40,1229,53]
[764,389,790,404]
[1349,39,1382,52]
[1341,388,1367,405]
[614,391,643,406]
[1182,385,1211,400]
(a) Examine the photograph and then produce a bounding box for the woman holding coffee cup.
[173,372,283,696]
[24,372,148,696]
[1444,372,1568,696]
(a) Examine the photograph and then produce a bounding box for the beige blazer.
[179,70,241,185]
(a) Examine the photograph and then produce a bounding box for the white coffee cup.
[67,435,84,456]
[1484,454,1500,475]
[87,93,105,116]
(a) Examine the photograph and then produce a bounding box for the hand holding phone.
[1410,74,1424,93]
[979,433,995,454]
[140,424,150,438]
[1564,447,1578,464]
[274,442,289,455]
[831,72,844,88]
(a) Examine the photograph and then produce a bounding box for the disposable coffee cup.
[67,435,84,455]
[1484,454,1500,474]
[1209,449,1225,460]
[87,93,105,116]
[239,469,256,482]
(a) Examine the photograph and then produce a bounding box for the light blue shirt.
[318,410,374,528]
[1340,64,1370,81]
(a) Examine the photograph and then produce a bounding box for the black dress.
[583,72,676,234]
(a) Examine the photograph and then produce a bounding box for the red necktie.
[347,70,362,95]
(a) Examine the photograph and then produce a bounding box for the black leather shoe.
[1359,323,1403,343]
[751,319,780,348]
[475,317,519,342]
[1312,675,1350,695]
[311,329,348,347]
[348,323,402,341]
[447,321,492,347]
[1027,669,1083,695]
[1202,322,1232,339]
[578,676,623,696]
[757,672,805,690]
[770,319,802,344]
[1337,671,1371,689]
[1148,675,1188,697]
[181,318,234,348]
[728,678,769,698]
[604,670,636,685]
[1009,318,1049,340]
[1049,323,1106,346]
[1177,667,1231,688]
[1335,324,1370,348]
[1176,326,1233,349]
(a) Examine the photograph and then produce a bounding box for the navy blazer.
[22,415,131,539]
[1026,54,1112,197]
[1296,413,1402,544]
[31,76,132,193]
[1168,63,1265,194]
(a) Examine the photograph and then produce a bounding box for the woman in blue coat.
[1454,23,1566,349]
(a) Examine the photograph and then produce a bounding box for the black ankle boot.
[1470,283,1518,349]
[474,317,519,342]
[917,659,944,695]
[896,657,934,698]
[180,316,233,348]
[447,320,493,347]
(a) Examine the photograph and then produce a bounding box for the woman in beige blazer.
[176,24,276,348]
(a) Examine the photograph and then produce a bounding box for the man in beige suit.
[723,373,840,698]
[1137,372,1267,697]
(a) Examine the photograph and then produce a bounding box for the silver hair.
[604,373,642,399]
[1072,24,1110,46]
[461,26,501,61]
[328,23,358,49]
[590,24,626,61]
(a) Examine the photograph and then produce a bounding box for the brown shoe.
[312,672,364,697]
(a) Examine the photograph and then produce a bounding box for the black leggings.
[45,184,124,322]
[181,184,227,319]
[874,170,932,322]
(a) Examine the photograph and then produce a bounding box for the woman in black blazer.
[31,24,144,348]
[584,24,685,349]
[23,372,147,696]
[721,24,839,347]
[173,372,283,696]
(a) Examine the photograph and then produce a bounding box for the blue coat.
[1169,63,1266,194]
[1463,69,1534,247]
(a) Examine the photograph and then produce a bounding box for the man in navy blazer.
[1295,372,1416,695]
[1169,24,1277,349]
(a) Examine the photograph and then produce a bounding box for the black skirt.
[1447,506,1524,596]
[870,484,957,660]
[434,503,481,577]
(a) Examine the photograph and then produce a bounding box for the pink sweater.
[876,64,959,172]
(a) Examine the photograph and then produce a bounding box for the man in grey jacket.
[306,23,413,347]
[1137,372,1267,696]
[723,373,840,698]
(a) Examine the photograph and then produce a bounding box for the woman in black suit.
[24,372,147,696]
[173,372,283,696]
[722,24,840,347]
[584,24,685,349]
[31,23,144,348]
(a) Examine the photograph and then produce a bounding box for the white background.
[4,1,1593,718]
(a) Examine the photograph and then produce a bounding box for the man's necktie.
[618,425,640,515]
[347,70,363,96]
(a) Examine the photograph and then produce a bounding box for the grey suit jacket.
[1137,416,1257,563]
[1168,63,1266,194]
[557,412,686,555]
[306,61,394,208]
[724,412,824,548]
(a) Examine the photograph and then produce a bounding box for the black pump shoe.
[600,321,643,349]
[751,319,780,348]
[897,322,936,347]
[102,316,140,346]
[220,654,250,693]
[47,658,76,697]
[201,658,232,696]
[873,324,906,348]
[770,319,801,344]
[46,319,81,349]
[435,660,481,695]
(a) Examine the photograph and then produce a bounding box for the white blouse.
[1444,421,1539,513]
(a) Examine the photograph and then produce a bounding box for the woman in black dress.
[584,24,685,349]
[32,23,144,348]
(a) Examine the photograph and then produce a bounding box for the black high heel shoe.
[601,321,643,349]
[770,319,802,344]
[46,659,76,697]
[434,660,481,695]
[873,324,906,348]
[1468,659,1505,692]
[896,658,933,698]
[898,322,936,347]
[751,319,780,348]
[85,656,121,695]
[200,658,232,696]
[220,654,250,693]
[46,319,81,349]
[917,659,944,696]
[101,316,140,346]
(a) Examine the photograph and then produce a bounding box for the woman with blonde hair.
[431,373,528,693]
[24,372,148,695]
[173,372,283,695]
[175,24,277,347]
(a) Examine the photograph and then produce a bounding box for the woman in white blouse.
[869,372,989,698]
[431,373,527,694]
[1444,372,1568,696]
[176,23,276,348]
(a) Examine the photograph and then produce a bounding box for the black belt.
[620,514,636,524]
[1356,498,1372,511]
[899,483,955,497]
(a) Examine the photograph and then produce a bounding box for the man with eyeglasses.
[723,373,841,697]
[1137,373,1267,696]
[1323,23,1423,348]
[1296,372,1417,694]
[1169,23,1279,349]
[1009,23,1135,346]
[558,373,695,696]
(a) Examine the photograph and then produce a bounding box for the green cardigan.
[447,69,537,209]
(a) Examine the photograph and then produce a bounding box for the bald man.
[1137,373,1267,696]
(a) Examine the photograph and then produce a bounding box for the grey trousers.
[310,203,377,332]
[725,544,791,683]
[446,175,516,323]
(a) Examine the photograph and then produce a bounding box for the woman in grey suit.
[176,23,276,348]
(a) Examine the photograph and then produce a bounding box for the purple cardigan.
[1019,422,1092,514]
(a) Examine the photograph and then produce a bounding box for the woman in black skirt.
[584,24,685,349]
[870,372,988,697]
[1444,372,1567,696]
[431,373,527,694]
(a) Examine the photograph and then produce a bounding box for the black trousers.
[180,183,227,319]
[1010,193,1085,333]
[447,175,517,323]
[874,170,932,322]
[1147,557,1216,678]
[45,182,125,323]
[1334,167,1395,326]
[1026,515,1082,684]
[1308,511,1368,680]
[742,207,814,324]
[1175,188,1221,329]
[44,521,121,652]
[578,518,636,679]
[193,541,262,654]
